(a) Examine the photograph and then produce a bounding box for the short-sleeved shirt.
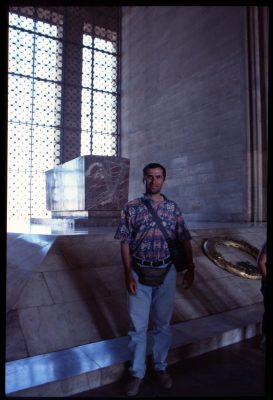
[114,194,191,262]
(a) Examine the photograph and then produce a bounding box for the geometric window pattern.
[7,7,120,224]
[81,24,119,156]
[8,9,63,222]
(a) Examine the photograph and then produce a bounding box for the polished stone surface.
[6,233,56,313]
[5,221,266,396]
[6,222,266,363]
[7,220,265,235]
[5,303,263,396]
[70,336,266,398]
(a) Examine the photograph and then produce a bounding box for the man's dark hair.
[143,163,166,181]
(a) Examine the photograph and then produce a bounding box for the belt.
[133,256,172,267]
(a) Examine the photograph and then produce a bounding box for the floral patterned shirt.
[114,194,191,262]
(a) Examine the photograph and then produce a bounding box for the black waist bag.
[133,261,171,286]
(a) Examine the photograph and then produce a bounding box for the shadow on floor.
[70,335,267,398]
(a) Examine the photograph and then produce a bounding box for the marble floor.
[70,335,267,398]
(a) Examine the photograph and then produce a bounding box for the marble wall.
[121,6,268,222]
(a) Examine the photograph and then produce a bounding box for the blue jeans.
[128,264,177,378]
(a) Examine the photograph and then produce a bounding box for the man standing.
[114,163,195,396]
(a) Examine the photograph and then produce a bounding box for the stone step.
[5,302,263,397]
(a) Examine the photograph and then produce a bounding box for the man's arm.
[180,239,195,270]
[120,242,137,295]
[180,239,195,289]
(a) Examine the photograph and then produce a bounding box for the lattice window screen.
[81,23,119,156]
[7,6,120,224]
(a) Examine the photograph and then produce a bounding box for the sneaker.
[155,370,173,389]
[126,375,142,396]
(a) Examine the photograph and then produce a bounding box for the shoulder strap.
[141,198,170,240]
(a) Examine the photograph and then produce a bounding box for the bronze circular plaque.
[203,237,261,279]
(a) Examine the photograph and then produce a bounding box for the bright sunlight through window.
[7,8,119,228]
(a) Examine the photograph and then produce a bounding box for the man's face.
[144,167,165,195]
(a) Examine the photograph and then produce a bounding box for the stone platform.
[6,222,266,396]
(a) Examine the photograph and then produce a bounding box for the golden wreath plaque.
[202,237,261,279]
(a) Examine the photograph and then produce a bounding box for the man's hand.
[182,268,194,289]
[125,272,137,295]
[180,239,195,289]
[121,242,137,295]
